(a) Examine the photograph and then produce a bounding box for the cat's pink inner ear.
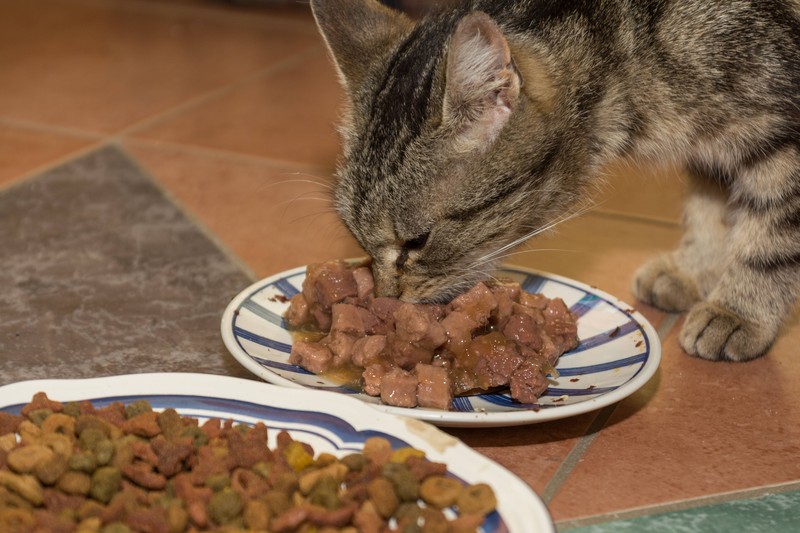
[444,12,521,152]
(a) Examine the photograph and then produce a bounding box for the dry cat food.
[0,393,497,532]
[285,261,579,409]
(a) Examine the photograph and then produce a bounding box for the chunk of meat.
[331,304,378,337]
[351,335,387,367]
[285,293,310,328]
[440,311,478,357]
[543,298,579,354]
[305,261,359,308]
[352,266,375,301]
[289,341,334,374]
[510,360,549,404]
[415,364,452,410]
[470,332,524,389]
[449,282,497,326]
[393,304,446,348]
[362,364,386,397]
[380,368,419,408]
[502,314,544,352]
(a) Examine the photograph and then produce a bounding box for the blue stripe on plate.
[234,327,292,353]
[451,396,474,412]
[564,320,641,356]
[479,393,540,410]
[570,293,603,318]
[274,278,300,298]
[542,385,616,396]
[252,355,313,375]
[556,352,648,377]
[522,275,547,294]
[242,300,286,328]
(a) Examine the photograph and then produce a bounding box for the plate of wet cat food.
[0,373,553,532]
[221,261,661,428]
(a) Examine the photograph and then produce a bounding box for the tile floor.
[1,1,798,531]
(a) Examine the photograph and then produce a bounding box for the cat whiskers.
[468,200,598,270]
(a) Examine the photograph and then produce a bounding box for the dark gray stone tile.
[0,146,255,385]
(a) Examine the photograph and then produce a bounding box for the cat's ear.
[443,12,522,153]
[311,0,412,91]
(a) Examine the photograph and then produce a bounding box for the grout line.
[0,139,111,195]
[123,138,336,176]
[0,43,325,194]
[556,480,800,530]
[540,311,681,505]
[0,117,104,140]
[115,45,323,139]
[540,404,619,504]
[115,142,260,283]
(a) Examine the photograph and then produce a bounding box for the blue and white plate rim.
[221,263,662,428]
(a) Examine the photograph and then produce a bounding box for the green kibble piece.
[101,523,132,533]
[205,473,230,492]
[69,451,98,473]
[381,463,419,502]
[180,426,208,448]
[124,400,152,419]
[208,487,243,525]
[79,428,106,450]
[62,402,81,418]
[309,475,340,510]
[263,490,291,516]
[90,466,122,504]
[94,439,114,465]
[27,409,53,427]
[252,461,272,480]
[341,453,367,472]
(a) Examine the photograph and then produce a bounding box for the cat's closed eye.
[396,232,430,268]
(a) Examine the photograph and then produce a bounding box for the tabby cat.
[310,0,800,361]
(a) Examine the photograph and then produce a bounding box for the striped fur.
[311,0,800,361]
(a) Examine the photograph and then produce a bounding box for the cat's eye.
[395,232,430,270]
[405,232,430,250]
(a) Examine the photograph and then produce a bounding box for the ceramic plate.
[0,373,553,533]
[222,265,661,427]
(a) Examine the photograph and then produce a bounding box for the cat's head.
[312,0,581,303]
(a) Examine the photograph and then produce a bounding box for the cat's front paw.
[632,254,699,312]
[679,302,775,361]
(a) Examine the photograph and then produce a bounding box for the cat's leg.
[679,151,800,361]
[632,174,728,313]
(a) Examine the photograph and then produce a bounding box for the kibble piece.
[366,477,398,519]
[0,471,43,505]
[381,462,419,502]
[208,487,243,525]
[124,400,152,419]
[34,450,68,485]
[6,444,54,474]
[57,471,92,496]
[420,475,463,509]
[90,466,122,504]
[456,482,497,515]
[41,413,76,437]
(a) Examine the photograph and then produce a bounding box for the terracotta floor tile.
[448,413,600,495]
[0,123,98,188]
[593,159,687,224]
[131,49,344,166]
[548,314,800,521]
[125,140,362,277]
[0,0,319,133]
